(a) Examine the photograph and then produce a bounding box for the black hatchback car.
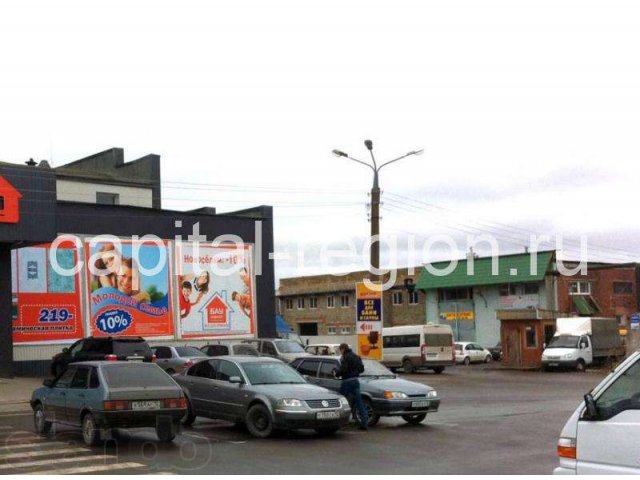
[291,356,440,427]
[50,336,154,377]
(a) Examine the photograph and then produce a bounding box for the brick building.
[277,268,423,335]
[554,262,638,327]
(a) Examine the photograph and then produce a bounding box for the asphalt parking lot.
[0,364,608,475]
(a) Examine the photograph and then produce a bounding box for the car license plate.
[549,363,558,367]
[426,353,437,357]
[131,400,161,411]
[411,400,430,408]
[316,411,340,420]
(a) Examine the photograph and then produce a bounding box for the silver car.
[174,356,351,438]
[152,345,210,374]
[241,338,311,363]
[31,361,186,446]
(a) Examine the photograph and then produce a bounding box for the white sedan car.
[454,342,492,365]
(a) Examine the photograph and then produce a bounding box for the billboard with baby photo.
[85,237,174,338]
[177,242,256,338]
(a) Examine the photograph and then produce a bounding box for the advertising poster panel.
[355,282,383,360]
[86,238,174,337]
[11,243,84,344]
[177,243,256,338]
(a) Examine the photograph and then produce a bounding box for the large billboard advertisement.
[11,244,84,344]
[86,238,174,338]
[177,243,256,338]
[355,282,383,360]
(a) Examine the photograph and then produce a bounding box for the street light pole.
[332,140,423,274]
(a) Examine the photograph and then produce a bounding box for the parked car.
[174,356,351,438]
[152,346,210,374]
[50,336,153,376]
[382,324,455,374]
[554,350,640,474]
[200,342,260,357]
[290,355,440,427]
[305,344,341,356]
[32,361,186,446]
[454,342,492,365]
[241,338,311,363]
[488,342,502,361]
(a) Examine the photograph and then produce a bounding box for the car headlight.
[563,353,574,360]
[427,390,437,398]
[383,391,408,399]
[278,398,303,408]
[339,396,350,407]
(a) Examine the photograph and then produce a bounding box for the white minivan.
[382,324,455,374]
[554,350,640,474]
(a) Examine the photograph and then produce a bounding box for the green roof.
[416,251,554,290]
[572,295,599,315]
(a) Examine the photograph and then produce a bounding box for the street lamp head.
[410,149,424,156]
[364,139,373,151]
[332,149,348,158]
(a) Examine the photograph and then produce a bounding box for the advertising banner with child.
[86,238,174,337]
[177,242,256,338]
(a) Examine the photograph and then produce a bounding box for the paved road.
[0,365,608,474]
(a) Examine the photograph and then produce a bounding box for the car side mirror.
[229,376,243,384]
[43,379,54,388]
[583,393,598,420]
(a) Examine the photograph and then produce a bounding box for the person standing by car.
[335,343,368,430]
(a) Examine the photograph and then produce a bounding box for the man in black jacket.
[335,343,368,430]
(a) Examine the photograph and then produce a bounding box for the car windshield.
[547,335,580,349]
[361,359,395,377]
[274,340,305,353]
[455,344,463,352]
[102,364,176,388]
[113,340,151,356]
[175,347,205,357]
[232,345,259,356]
[243,362,306,385]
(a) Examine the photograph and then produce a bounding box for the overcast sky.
[1,0,639,281]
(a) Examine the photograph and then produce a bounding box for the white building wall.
[56,179,153,207]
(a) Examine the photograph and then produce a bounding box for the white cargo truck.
[541,317,624,372]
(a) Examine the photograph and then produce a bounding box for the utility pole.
[332,140,423,274]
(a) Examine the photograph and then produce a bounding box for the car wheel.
[315,427,340,436]
[402,359,415,374]
[402,413,427,425]
[484,355,492,363]
[81,413,100,446]
[33,404,52,436]
[166,368,176,375]
[354,398,380,427]
[181,397,196,426]
[246,404,273,438]
[576,359,586,373]
[432,367,444,374]
[463,357,471,366]
[156,423,177,443]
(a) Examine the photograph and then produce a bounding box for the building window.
[297,298,305,309]
[341,326,350,334]
[309,297,318,309]
[408,291,419,305]
[525,325,537,348]
[569,281,591,295]
[523,283,539,295]
[96,192,120,205]
[327,295,335,308]
[327,326,336,335]
[613,282,633,295]
[285,298,293,310]
[392,291,403,306]
[439,287,472,301]
[340,294,350,308]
